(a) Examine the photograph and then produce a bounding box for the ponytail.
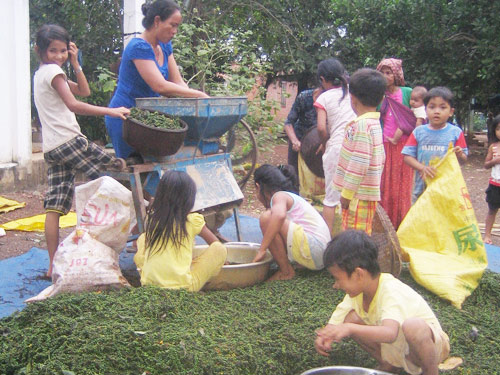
[317,58,349,101]
[254,164,299,196]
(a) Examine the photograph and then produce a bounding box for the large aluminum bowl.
[193,242,272,290]
[301,366,395,375]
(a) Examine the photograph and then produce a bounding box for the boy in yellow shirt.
[315,230,450,375]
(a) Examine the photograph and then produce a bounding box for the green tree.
[30,0,123,142]
[332,0,500,126]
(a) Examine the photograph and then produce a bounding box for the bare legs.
[259,209,295,281]
[44,211,61,278]
[345,312,441,375]
[484,208,498,244]
[402,318,441,375]
[322,205,336,235]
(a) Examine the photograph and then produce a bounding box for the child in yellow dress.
[134,170,227,291]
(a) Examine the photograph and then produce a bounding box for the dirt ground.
[0,140,497,262]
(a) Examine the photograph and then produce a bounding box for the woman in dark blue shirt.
[106,0,208,158]
[284,88,321,175]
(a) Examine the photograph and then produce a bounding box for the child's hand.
[453,146,467,163]
[387,136,398,145]
[110,107,130,120]
[68,42,79,67]
[315,324,351,356]
[419,165,436,180]
[340,196,350,210]
[252,249,266,263]
[453,146,464,158]
[315,144,325,156]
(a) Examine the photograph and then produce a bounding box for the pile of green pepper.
[129,107,184,130]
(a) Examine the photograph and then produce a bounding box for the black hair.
[323,230,380,277]
[411,86,428,100]
[254,164,299,197]
[317,58,349,101]
[145,170,196,255]
[35,24,70,56]
[489,115,500,143]
[349,68,386,108]
[423,86,454,107]
[142,0,181,29]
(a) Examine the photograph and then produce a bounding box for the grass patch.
[0,268,499,375]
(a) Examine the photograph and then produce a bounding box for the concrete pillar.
[0,0,31,165]
[123,0,145,47]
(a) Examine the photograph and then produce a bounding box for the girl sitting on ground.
[134,170,227,291]
[252,165,331,281]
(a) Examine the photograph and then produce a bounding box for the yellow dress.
[134,213,226,291]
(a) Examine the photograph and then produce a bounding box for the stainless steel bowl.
[193,242,272,290]
[300,366,395,375]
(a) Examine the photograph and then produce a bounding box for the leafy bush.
[76,68,117,143]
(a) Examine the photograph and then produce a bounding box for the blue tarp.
[0,214,262,319]
[2,214,499,319]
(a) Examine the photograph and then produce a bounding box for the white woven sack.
[75,176,135,253]
[26,229,130,302]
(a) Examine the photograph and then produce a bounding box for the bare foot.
[267,268,295,281]
[107,157,127,171]
[484,236,492,244]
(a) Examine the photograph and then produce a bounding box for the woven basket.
[371,205,402,277]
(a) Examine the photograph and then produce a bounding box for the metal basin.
[301,366,394,375]
[193,242,272,290]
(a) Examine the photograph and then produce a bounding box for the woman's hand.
[195,90,210,98]
[292,140,301,152]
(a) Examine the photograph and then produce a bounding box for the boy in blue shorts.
[402,87,468,202]
[315,230,450,375]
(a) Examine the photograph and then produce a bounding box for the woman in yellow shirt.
[134,170,226,291]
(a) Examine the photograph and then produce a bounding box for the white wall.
[0,0,31,165]
[123,0,145,47]
[0,0,144,165]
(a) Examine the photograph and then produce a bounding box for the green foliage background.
[30,0,500,138]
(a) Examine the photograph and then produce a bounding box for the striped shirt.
[333,112,385,201]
